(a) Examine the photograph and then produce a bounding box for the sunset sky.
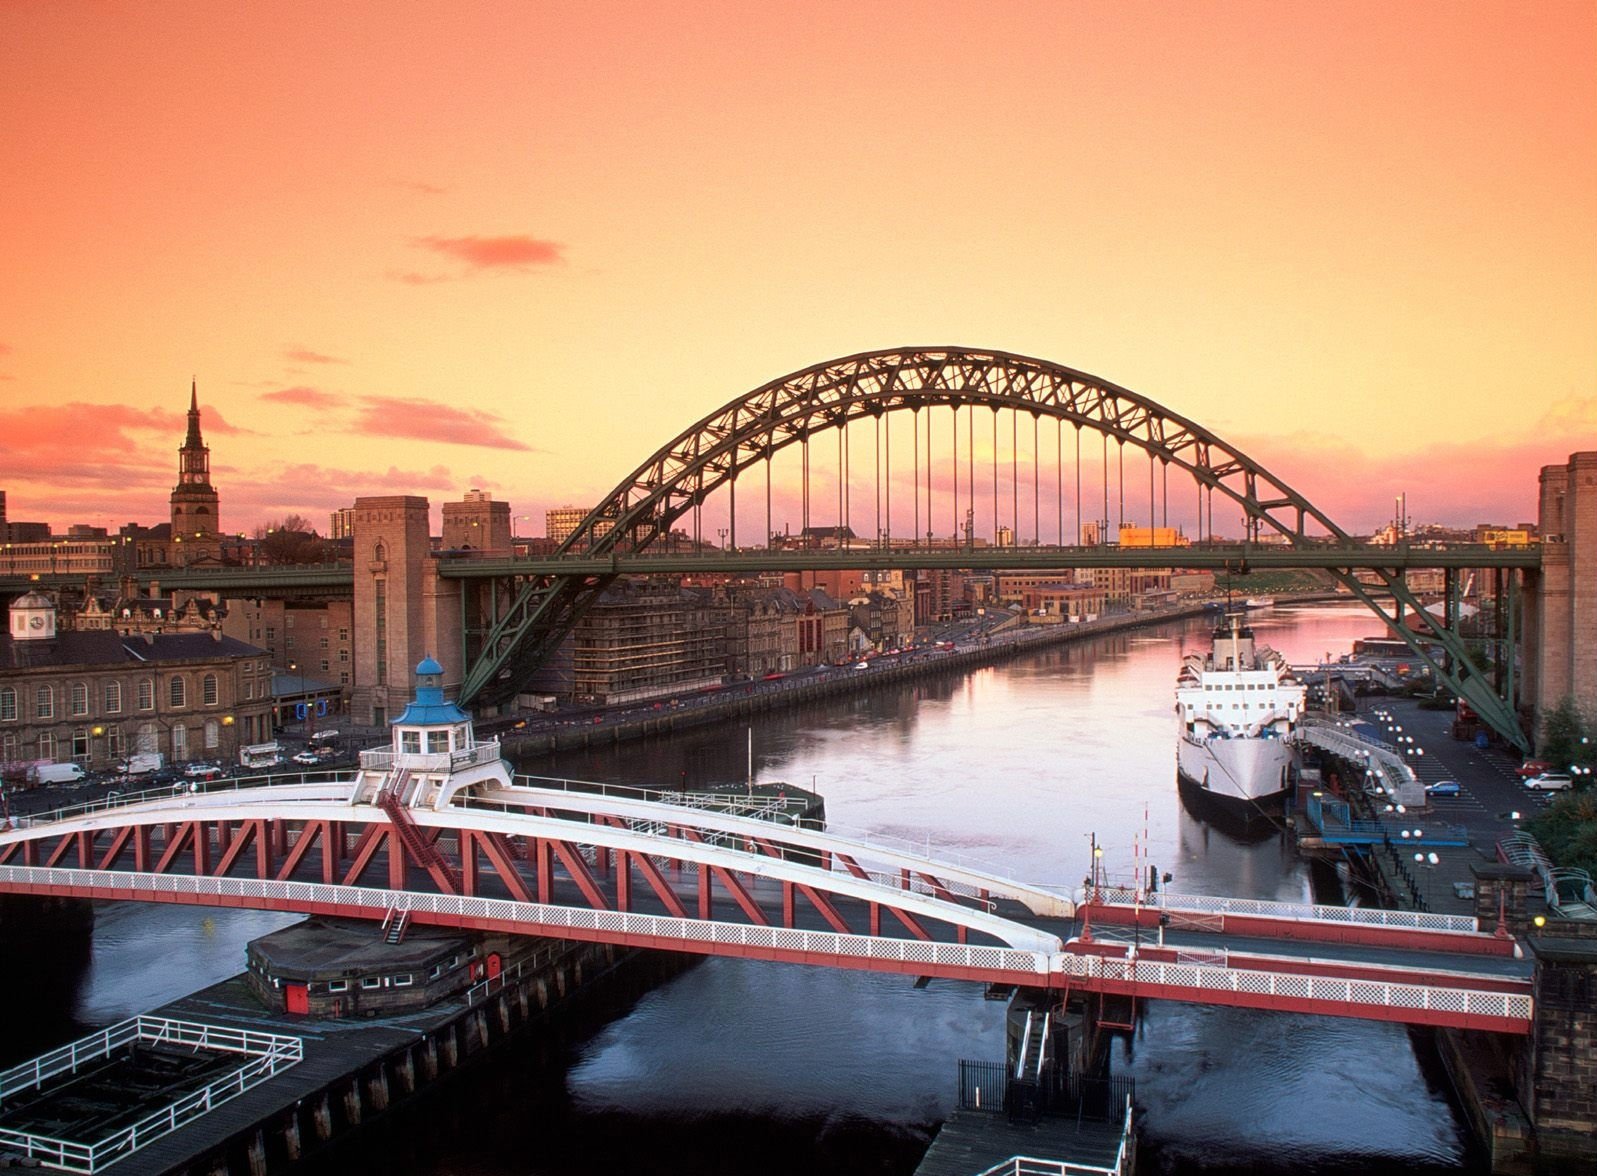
[2,1,1593,541]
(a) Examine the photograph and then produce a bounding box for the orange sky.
[2,1,1593,539]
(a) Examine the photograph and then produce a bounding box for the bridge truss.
[457,348,1529,748]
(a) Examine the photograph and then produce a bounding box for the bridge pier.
[1526,450,1597,742]
[1518,927,1597,1169]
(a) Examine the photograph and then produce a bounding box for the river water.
[16,604,1482,1175]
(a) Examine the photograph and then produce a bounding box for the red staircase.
[378,769,463,894]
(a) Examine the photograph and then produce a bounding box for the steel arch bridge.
[460,347,1525,748]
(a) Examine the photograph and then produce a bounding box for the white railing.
[359,741,503,774]
[0,864,1053,981]
[1058,952,1532,1024]
[1090,886,1479,934]
[971,1095,1134,1176]
[0,1016,302,1174]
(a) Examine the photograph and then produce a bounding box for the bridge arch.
[462,347,1520,748]
[558,346,1345,557]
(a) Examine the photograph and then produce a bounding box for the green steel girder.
[1330,569,1530,753]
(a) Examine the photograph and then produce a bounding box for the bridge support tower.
[1518,929,1597,1169]
[1525,450,1597,746]
[351,496,462,726]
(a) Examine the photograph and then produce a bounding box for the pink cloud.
[413,234,564,268]
[284,346,349,365]
[224,463,458,524]
[261,385,340,409]
[355,395,533,450]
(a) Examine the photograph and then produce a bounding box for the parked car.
[291,751,322,766]
[1524,773,1574,791]
[1425,780,1462,797]
[183,762,223,779]
[1516,759,1552,778]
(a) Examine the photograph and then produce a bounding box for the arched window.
[136,723,159,754]
[202,674,219,706]
[70,682,89,716]
[104,681,122,713]
[137,677,154,711]
[35,685,53,720]
[374,542,387,562]
[169,676,186,708]
[0,687,15,722]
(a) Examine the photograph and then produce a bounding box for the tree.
[1538,696,1591,769]
[255,516,328,565]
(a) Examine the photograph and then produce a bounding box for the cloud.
[387,270,451,286]
[355,395,533,450]
[284,346,349,365]
[224,463,459,523]
[262,385,341,409]
[413,234,565,269]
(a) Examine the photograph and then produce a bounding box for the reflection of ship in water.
[1175,610,1305,811]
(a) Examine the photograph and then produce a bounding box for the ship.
[1175,610,1305,808]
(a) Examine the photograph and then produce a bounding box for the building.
[1020,581,1109,620]
[546,505,611,547]
[441,489,512,555]
[1,591,274,777]
[221,598,354,685]
[167,381,224,566]
[329,507,357,540]
[1526,452,1597,735]
[569,582,727,705]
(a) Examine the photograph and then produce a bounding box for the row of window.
[0,719,224,763]
[0,675,222,722]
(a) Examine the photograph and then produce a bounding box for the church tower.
[169,380,222,565]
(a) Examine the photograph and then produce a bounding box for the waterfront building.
[569,582,728,705]
[1,591,273,777]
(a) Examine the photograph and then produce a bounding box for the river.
[17,604,1482,1174]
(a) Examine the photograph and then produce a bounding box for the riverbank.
[501,603,1216,755]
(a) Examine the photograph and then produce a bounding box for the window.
[427,731,450,754]
[171,724,187,757]
[169,676,186,708]
[339,672,350,685]
[72,728,89,762]
[339,628,349,642]
[392,974,413,987]
[35,685,53,720]
[401,731,421,754]
[0,687,14,722]
[137,678,154,711]
[70,682,89,716]
[265,626,276,642]
[106,725,123,758]
[202,674,218,706]
[360,977,382,990]
[37,732,55,760]
[104,681,122,713]
[285,613,295,629]
[338,648,349,663]
[1,733,16,761]
[285,635,294,650]
[328,979,349,993]
[319,636,329,650]
[319,660,329,672]
[204,719,219,750]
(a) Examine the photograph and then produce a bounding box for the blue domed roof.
[416,656,444,676]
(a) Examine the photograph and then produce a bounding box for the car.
[1425,780,1461,798]
[291,751,321,766]
[1524,773,1574,791]
[1516,760,1552,778]
[183,761,222,779]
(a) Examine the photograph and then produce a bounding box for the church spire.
[184,378,204,449]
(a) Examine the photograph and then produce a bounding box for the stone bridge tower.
[1523,451,1597,744]
[350,496,462,727]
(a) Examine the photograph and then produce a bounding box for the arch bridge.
[452,347,1533,747]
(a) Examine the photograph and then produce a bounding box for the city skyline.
[2,2,1592,537]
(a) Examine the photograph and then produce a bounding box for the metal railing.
[1090,885,1479,933]
[0,864,1054,980]
[1056,951,1531,1025]
[359,741,503,774]
[0,1016,302,1175]
[969,1093,1135,1176]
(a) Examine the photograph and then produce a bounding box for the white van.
[34,763,87,786]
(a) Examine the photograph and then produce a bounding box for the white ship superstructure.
[1175,612,1305,806]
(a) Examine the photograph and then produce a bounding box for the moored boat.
[1175,611,1305,808]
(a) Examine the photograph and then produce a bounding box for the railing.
[968,1092,1135,1176]
[1090,885,1479,933]
[359,740,503,774]
[6,770,328,829]
[1057,951,1532,1024]
[0,864,1055,979]
[0,1016,302,1175]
